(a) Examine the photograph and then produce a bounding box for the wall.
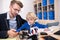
[19,0,34,19]
[0,0,60,25]
[58,0,60,26]
[0,0,34,19]
[0,0,3,13]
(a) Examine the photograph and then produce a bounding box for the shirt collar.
[7,12,10,20]
[28,22,30,25]
[7,12,16,20]
[28,22,35,26]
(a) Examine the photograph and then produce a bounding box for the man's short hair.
[10,0,23,8]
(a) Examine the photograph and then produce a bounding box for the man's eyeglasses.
[12,7,21,13]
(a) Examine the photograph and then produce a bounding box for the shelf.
[49,4,54,11]
[38,3,42,11]
[34,4,37,14]
[43,6,47,11]
[38,3,41,6]
[34,0,55,20]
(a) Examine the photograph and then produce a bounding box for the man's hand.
[7,29,18,38]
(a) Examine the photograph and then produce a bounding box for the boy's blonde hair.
[26,12,37,20]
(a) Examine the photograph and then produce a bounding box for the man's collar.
[7,12,16,20]
[7,12,10,20]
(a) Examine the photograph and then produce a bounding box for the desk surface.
[0,26,60,40]
[0,35,19,40]
[0,38,17,40]
[38,26,60,40]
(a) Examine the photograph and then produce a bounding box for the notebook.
[54,30,60,35]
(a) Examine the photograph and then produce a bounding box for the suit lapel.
[16,16,20,29]
[5,13,10,30]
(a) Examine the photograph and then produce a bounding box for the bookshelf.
[34,0,59,24]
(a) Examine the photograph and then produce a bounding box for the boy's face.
[27,17,35,25]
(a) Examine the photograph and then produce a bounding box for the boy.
[16,12,48,40]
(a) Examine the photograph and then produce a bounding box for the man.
[0,0,26,38]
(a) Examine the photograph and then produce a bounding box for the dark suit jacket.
[0,13,26,38]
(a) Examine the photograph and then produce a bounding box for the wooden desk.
[0,35,20,40]
[38,34,60,40]
[0,26,60,40]
[50,34,60,40]
[0,38,17,40]
[38,26,60,40]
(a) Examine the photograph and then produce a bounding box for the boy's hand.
[44,28,49,31]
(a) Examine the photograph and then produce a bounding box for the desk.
[0,38,17,40]
[0,26,60,40]
[0,35,20,40]
[38,34,60,40]
[50,34,60,40]
[38,26,60,40]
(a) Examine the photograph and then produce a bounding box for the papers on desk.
[38,26,60,35]
[30,27,53,34]
[38,28,54,35]
[29,26,59,36]
[48,26,60,34]
[38,28,45,32]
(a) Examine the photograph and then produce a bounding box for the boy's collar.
[28,22,35,26]
[28,22,30,25]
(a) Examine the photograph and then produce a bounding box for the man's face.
[10,3,21,17]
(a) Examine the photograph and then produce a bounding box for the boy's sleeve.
[16,23,26,32]
[36,22,48,28]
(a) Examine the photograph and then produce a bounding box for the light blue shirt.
[7,12,17,30]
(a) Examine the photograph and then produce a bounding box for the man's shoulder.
[16,15,27,22]
[24,22,28,25]
[0,12,7,16]
[0,13,7,18]
[16,15,22,19]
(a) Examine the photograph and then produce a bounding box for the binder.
[43,11,47,20]
[37,12,42,19]
[49,11,55,20]
[49,0,54,4]
[42,0,47,6]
